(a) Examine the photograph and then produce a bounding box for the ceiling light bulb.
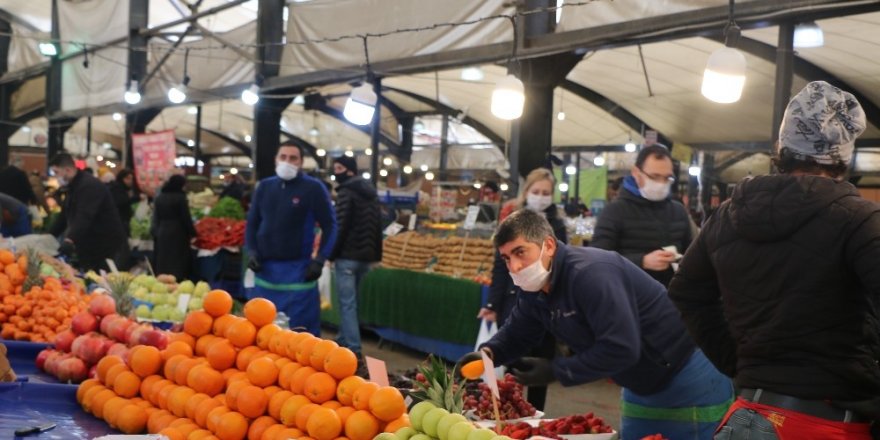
[39,42,57,56]
[96,155,104,162]
[309,127,319,137]
[187,106,198,115]
[558,182,569,192]
[167,84,187,104]
[473,182,482,189]
[565,164,576,175]
[379,169,388,177]
[230,167,239,175]
[383,157,393,166]
[420,164,429,172]
[689,165,702,177]
[403,165,413,174]
[491,74,525,120]
[425,171,435,181]
[557,111,566,121]
[124,81,141,105]
[364,148,372,156]
[593,155,606,167]
[701,47,746,104]
[316,148,326,157]
[344,150,354,157]
[624,141,637,152]
[362,172,371,179]
[499,183,509,191]
[187,139,195,147]
[460,67,484,81]
[794,21,824,48]
[241,84,260,106]
[244,134,252,142]
[343,83,377,126]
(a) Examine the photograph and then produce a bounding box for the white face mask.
[639,179,671,201]
[509,243,551,292]
[275,161,299,180]
[526,193,553,212]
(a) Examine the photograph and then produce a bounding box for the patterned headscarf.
[778,81,866,165]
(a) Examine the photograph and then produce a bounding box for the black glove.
[457,351,485,366]
[58,240,75,258]
[304,259,324,282]
[247,255,262,273]
[509,357,556,386]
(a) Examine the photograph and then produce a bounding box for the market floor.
[320,327,623,430]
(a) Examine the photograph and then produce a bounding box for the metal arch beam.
[198,126,252,156]
[559,79,666,141]
[382,86,506,146]
[279,131,321,163]
[713,35,880,130]
[304,95,406,158]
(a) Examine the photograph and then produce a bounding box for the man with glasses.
[591,145,692,286]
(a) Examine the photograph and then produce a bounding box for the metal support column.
[86,116,92,156]
[771,22,795,146]
[439,114,450,180]
[253,0,286,180]
[369,78,382,185]
[0,85,11,167]
[45,0,64,162]
[254,98,290,180]
[124,0,150,168]
[47,118,76,160]
[700,153,715,216]
[574,153,581,202]
[194,105,202,173]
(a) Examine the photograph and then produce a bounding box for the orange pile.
[0,250,87,342]
[77,290,410,440]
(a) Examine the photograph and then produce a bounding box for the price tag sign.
[481,351,500,400]
[463,205,480,230]
[365,356,390,387]
[384,222,404,236]
[176,294,191,314]
[105,258,119,275]
[243,269,255,288]
[408,214,418,231]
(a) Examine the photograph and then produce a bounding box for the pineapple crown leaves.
[409,354,465,414]
[101,272,134,317]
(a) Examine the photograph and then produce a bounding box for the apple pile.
[376,400,507,440]
[464,374,536,420]
[36,293,170,383]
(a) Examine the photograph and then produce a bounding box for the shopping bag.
[318,264,332,310]
[134,200,150,220]
[474,319,505,376]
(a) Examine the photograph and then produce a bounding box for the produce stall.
[0,381,116,438]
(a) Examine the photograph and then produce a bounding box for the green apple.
[176,280,195,294]
[437,413,468,440]
[447,422,476,440]
[194,281,210,297]
[490,436,513,440]
[164,294,179,305]
[422,408,450,438]
[396,427,418,440]
[466,428,496,440]
[152,305,170,321]
[410,435,433,440]
[188,298,204,311]
[135,304,151,318]
[409,401,437,432]
[374,433,399,440]
[169,309,185,322]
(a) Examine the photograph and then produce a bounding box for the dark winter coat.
[152,191,196,281]
[328,176,382,263]
[487,205,568,324]
[483,244,696,395]
[50,171,126,271]
[0,165,36,206]
[108,180,139,232]
[590,177,692,286]
[669,175,880,417]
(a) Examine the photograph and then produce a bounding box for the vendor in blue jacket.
[465,209,732,440]
[245,143,337,335]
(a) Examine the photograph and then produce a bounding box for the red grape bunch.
[463,373,537,420]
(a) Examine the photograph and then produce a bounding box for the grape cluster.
[463,374,537,420]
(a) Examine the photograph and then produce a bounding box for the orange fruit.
[243,298,276,327]
[187,429,215,439]
[279,394,312,427]
[290,366,317,394]
[268,390,294,420]
[294,403,321,432]
[157,383,179,410]
[265,425,299,440]
[236,385,268,418]
[130,345,163,378]
[195,334,220,356]
[225,371,249,388]
[255,323,282,350]
[295,336,319,365]
[76,378,102,404]
[90,389,118,419]
[116,403,148,434]
[263,385,283,400]
[226,319,257,348]
[206,339,237,371]
[321,400,342,410]
[147,379,173,406]
[459,359,484,380]
[168,332,196,349]
[278,362,302,390]
[215,411,248,440]
[184,311,214,338]
[351,382,379,411]
[185,393,212,421]
[247,415,277,440]
[96,355,124,384]
[246,356,279,387]
[206,405,230,432]
[148,409,176,433]
[164,354,189,381]
[336,376,366,406]
[212,315,240,337]
[103,396,130,427]
[235,346,262,371]
[158,427,185,440]
[193,398,222,428]
[105,363,131,388]
[162,340,194,361]
[344,410,380,440]
[307,407,343,440]
[187,364,225,397]
[384,414,411,432]
[139,375,163,399]
[224,380,250,411]
[324,347,358,380]
[203,290,233,317]
[335,406,356,425]
[168,386,197,418]
[261,424,287,440]
[368,386,406,422]
[308,339,338,371]
[303,372,337,404]
[114,371,142,398]
[174,358,204,386]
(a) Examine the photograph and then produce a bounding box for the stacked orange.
[0,250,87,342]
[76,289,410,440]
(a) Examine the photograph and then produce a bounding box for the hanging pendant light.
[491,74,525,120]
[701,0,746,104]
[794,21,824,48]
[241,84,260,106]
[124,81,141,105]
[343,83,377,126]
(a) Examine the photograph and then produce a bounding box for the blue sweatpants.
[248,259,320,336]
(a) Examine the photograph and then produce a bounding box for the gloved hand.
[57,240,75,258]
[456,350,486,366]
[304,259,324,282]
[509,357,556,386]
[455,349,490,380]
[247,255,262,273]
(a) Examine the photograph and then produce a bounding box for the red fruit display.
[88,294,117,317]
[464,374,536,420]
[71,311,99,335]
[54,329,76,352]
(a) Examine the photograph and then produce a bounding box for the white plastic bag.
[474,319,505,376]
[134,201,150,220]
[318,264,332,309]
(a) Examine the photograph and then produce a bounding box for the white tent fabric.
[281,0,512,76]
[558,0,758,31]
[7,21,46,73]
[57,0,128,111]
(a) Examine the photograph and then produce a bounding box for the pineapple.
[409,354,465,414]
[104,272,134,317]
[21,249,44,292]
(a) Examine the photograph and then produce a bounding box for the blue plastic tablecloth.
[1,340,59,384]
[0,381,116,439]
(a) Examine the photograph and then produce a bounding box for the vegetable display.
[207,196,245,220]
[193,217,246,250]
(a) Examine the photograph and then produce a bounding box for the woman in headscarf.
[151,174,195,280]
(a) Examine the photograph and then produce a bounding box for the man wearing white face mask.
[245,143,337,336]
[591,145,692,286]
[461,209,732,439]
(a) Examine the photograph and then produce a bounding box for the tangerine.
[116,403,148,434]
[351,382,379,411]
[130,345,162,378]
[383,414,411,432]
[368,386,406,422]
[114,371,142,398]
[206,405,230,432]
[206,339,237,371]
[162,340,194,361]
[295,403,321,432]
[247,415,277,440]
[279,394,312,427]
[185,393,212,421]
[184,311,214,337]
[295,336,319,365]
[255,323,282,349]
[307,407,343,440]
[226,319,257,348]
[212,315,240,337]
[243,297,276,327]
[187,364,225,396]
[343,410,380,440]
[324,346,358,380]
[105,363,131,388]
[308,339,339,371]
[215,411,248,440]
[278,361,302,390]
[268,390,294,420]
[335,406,356,425]
[336,376,366,406]
[203,290,233,318]
[236,385,268,418]
[246,356,279,387]
[195,334,220,356]
[96,355,124,384]
[193,398,222,428]
[290,366,317,394]
[168,386,197,418]
[303,372,337,404]
[235,346,262,371]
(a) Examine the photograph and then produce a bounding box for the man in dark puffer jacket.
[329,156,382,358]
[670,81,880,439]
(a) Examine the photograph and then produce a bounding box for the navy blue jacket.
[246,174,337,262]
[483,244,695,395]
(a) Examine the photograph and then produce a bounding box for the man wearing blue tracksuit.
[465,209,732,439]
[246,143,337,335]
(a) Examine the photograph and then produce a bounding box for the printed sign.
[132,130,177,196]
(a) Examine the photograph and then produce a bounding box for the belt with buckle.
[739,388,867,423]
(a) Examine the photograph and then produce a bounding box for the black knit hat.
[333,156,358,174]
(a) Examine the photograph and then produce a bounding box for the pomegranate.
[71,311,98,335]
[72,334,109,366]
[107,343,129,359]
[57,357,88,383]
[35,349,56,371]
[138,329,169,350]
[53,329,76,352]
[100,313,121,335]
[126,324,152,347]
[108,317,135,342]
[88,294,117,317]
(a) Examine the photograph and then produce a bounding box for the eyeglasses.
[638,167,675,183]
